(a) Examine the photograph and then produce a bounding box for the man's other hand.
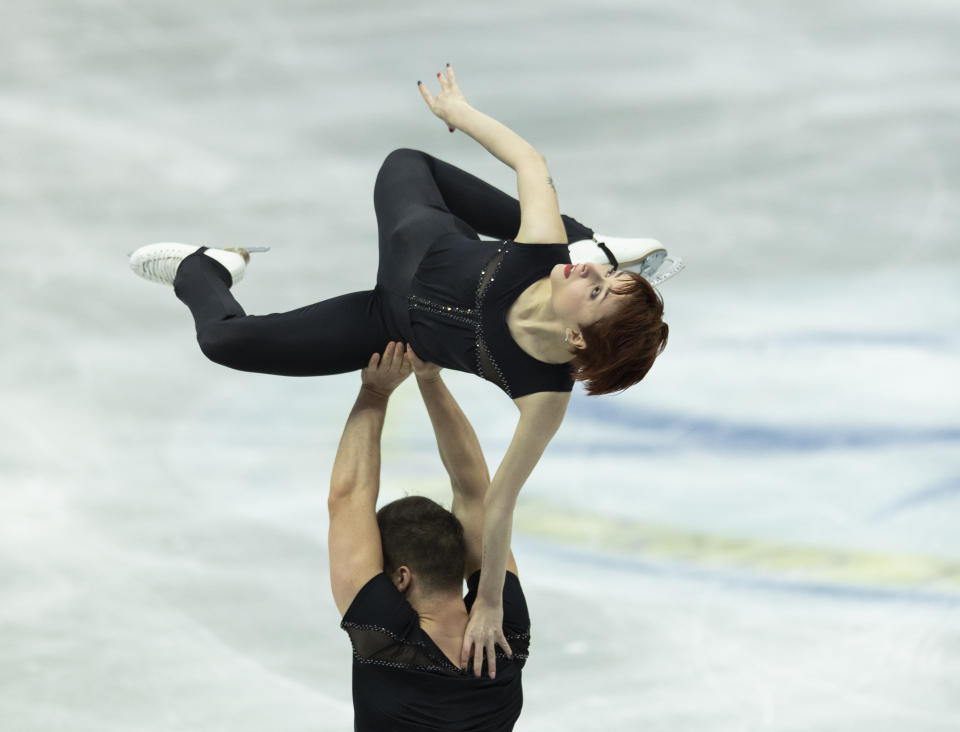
[406,344,443,382]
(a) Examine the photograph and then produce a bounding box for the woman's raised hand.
[418,64,469,133]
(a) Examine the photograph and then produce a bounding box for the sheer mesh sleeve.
[340,573,462,674]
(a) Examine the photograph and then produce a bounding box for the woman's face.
[549,262,631,332]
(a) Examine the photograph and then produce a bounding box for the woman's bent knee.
[382,148,427,166]
[197,323,247,368]
[377,148,431,182]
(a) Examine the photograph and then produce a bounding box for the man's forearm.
[416,375,489,493]
[329,387,389,501]
[449,104,543,172]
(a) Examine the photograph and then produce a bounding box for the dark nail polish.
[417,80,422,85]
[446,63,451,67]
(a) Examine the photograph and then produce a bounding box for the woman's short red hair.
[571,273,669,395]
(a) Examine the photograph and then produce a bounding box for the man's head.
[377,496,466,597]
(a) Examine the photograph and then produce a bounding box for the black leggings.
[173,149,593,377]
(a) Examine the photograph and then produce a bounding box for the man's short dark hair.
[376,496,466,595]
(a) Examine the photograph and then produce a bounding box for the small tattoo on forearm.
[546,177,556,193]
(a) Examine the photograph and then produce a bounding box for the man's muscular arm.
[406,347,519,580]
[327,343,412,615]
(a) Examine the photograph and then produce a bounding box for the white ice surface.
[2,1,959,730]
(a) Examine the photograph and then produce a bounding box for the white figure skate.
[568,235,684,287]
[129,243,269,286]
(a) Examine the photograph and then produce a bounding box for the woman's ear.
[567,329,587,351]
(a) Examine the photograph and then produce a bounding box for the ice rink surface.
[2,1,959,730]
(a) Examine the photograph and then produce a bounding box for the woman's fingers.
[485,639,497,679]
[367,352,380,369]
[419,68,457,132]
[473,642,484,678]
[499,632,513,659]
[481,632,513,679]
[459,638,473,672]
[417,81,434,107]
[484,631,513,679]
[420,67,456,97]
[438,64,457,89]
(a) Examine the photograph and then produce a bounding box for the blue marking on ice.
[566,400,960,453]
[870,476,960,521]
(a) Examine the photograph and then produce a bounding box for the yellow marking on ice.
[513,498,960,592]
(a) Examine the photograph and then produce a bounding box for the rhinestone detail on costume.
[407,295,475,326]
[407,243,512,397]
[342,620,530,675]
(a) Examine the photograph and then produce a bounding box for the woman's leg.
[373,148,480,296]
[374,148,593,246]
[173,249,391,376]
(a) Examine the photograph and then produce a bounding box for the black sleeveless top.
[405,237,575,399]
[341,570,530,732]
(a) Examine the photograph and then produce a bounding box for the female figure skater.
[129,65,672,676]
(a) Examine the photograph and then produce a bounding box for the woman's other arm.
[419,66,567,245]
[458,389,570,677]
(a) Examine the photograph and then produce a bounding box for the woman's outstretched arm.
[459,390,570,678]
[419,65,567,245]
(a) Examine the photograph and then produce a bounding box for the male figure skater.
[327,342,530,731]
